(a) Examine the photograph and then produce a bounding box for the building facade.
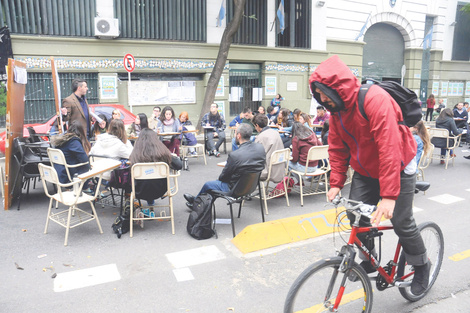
[3,0,470,124]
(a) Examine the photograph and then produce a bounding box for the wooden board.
[4,59,27,210]
[50,57,63,134]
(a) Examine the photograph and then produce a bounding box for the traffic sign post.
[124,54,135,113]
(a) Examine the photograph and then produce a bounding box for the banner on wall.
[216,76,224,97]
[129,80,196,106]
[265,77,276,96]
[100,76,118,100]
[432,82,439,95]
[441,82,448,96]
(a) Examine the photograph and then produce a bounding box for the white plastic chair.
[429,128,461,169]
[288,145,331,206]
[47,148,90,182]
[39,163,103,246]
[181,126,207,165]
[255,148,290,215]
[129,162,180,237]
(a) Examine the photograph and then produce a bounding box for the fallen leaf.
[15,262,24,270]
[51,273,57,279]
[37,254,47,259]
[63,263,74,267]
[227,308,235,311]
[21,229,27,232]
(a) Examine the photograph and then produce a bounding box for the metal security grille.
[0,0,96,36]
[115,0,206,41]
[229,66,262,116]
[227,0,267,46]
[276,0,310,49]
[24,73,99,124]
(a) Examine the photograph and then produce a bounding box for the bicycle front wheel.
[397,221,444,302]
[284,257,373,313]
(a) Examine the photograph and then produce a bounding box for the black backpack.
[187,193,215,240]
[111,200,131,239]
[358,79,422,127]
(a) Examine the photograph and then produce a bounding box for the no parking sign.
[123,53,135,73]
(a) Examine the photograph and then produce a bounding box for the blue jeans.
[232,135,256,151]
[288,161,318,182]
[197,180,230,197]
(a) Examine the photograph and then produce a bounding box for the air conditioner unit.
[94,17,120,38]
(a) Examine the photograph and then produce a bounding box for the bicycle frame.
[347,224,413,285]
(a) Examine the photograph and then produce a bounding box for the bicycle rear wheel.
[284,257,373,313]
[397,221,444,301]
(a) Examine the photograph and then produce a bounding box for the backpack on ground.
[187,193,215,240]
[111,200,130,239]
[358,79,422,127]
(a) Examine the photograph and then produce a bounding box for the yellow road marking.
[295,288,366,313]
[449,249,470,261]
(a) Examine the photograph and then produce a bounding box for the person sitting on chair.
[231,107,258,151]
[184,123,265,208]
[229,107,247,127]
[453,102,469,145]
[253,114,284,183]
[201,103,226,157]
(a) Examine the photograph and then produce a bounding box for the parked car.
[0,104,136,155]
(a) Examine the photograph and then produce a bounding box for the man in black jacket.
[184,123,265,207]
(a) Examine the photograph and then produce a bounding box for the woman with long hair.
[299,112,313,130]
[277,108,294,148]
[288,122,323,184]
[112,109,121,120]
[292,109,302,122]
[411,120,431,166]
[91,113,109,140]
[90,119,133,159]
[50,120,91,184]
[431,108,462,163]
[426,94,435,121]
[157,106,182,156]
[129,129,182,220]
[127,113,149,138]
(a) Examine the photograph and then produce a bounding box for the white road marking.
[166,245,226,269]
[53,264,121,292]
[173,268,195,282]
[428,193,465,205]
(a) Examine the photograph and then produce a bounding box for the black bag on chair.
[187,193,215,240]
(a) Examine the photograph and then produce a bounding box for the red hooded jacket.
[309,55,417,200]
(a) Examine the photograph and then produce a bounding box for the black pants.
[348,171,427,266]
[425,108,434,121]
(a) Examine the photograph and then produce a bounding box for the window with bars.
[0,0,96,36]
[227,0,267,46]
[276,0,310,49]
[24,73,99,124]
[452,4,470,61]
[115,0,206,42]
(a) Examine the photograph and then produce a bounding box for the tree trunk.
[196,0,246,132]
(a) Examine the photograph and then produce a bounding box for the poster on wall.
[441,82,448,96]
[265,77,276,96]
[130,80,195,106]
[100,76,118,100]
[214,101,225,117]
[216,76,224,97]
[458,82,464,96]
[432,82,439,95]
[452,82,459,96]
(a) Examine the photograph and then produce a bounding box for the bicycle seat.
[415,181,430,193]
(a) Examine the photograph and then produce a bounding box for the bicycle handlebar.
[332,196,377,220]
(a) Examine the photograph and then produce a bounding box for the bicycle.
[284,197,444,313]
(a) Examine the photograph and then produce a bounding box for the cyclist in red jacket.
[309,55,429,296]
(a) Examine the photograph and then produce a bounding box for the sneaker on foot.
[213,150,220,157]
[410,262,430,295]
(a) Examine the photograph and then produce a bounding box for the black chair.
[208,171,265,237]
[12,138,50,210]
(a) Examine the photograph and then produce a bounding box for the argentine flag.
[217,0,226,27]
[277,0,285,34]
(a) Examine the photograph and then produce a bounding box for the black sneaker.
[411,262,430,295]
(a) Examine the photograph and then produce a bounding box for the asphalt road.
[1,144,470,313]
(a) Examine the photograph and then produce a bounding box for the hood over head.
[309,55,360,113]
